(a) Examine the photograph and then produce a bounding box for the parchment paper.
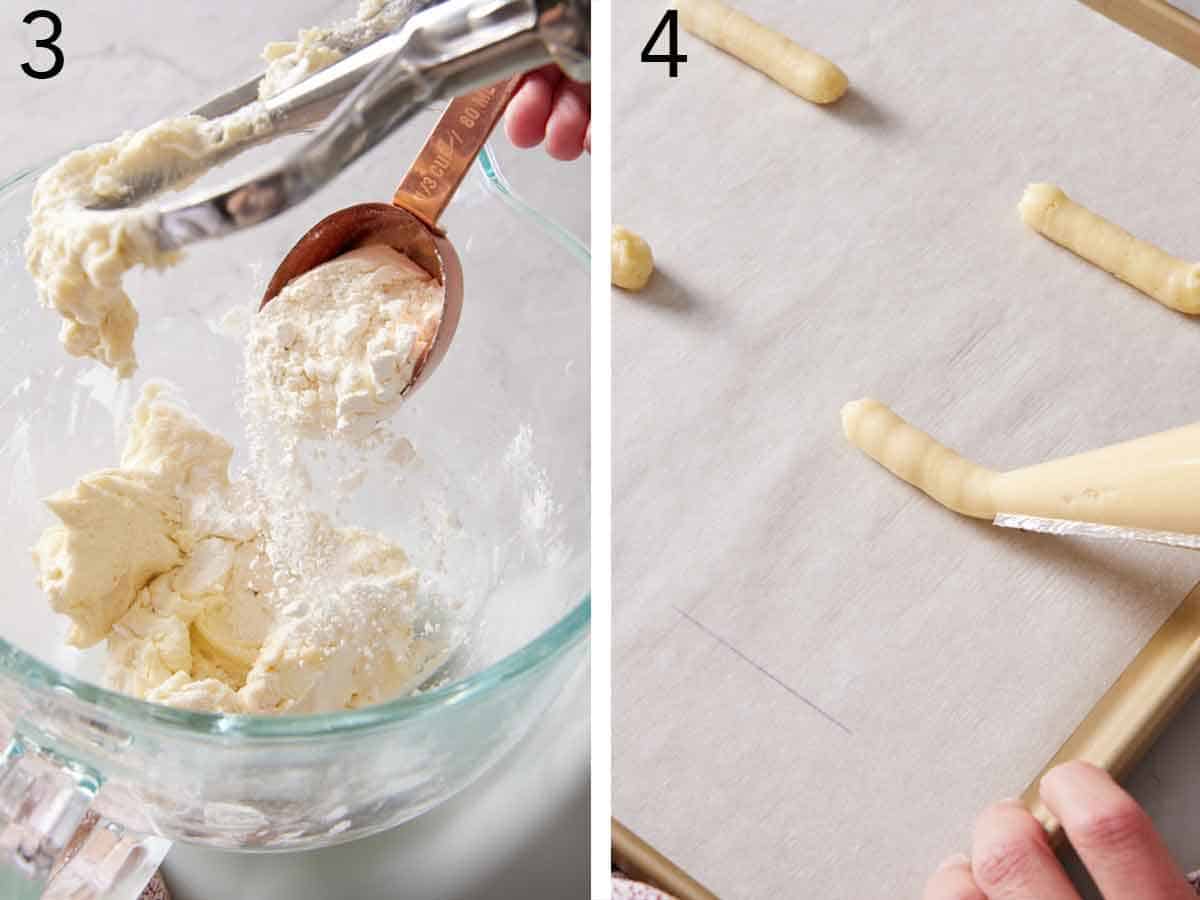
[612,2,1200,897]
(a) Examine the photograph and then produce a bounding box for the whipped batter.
[34,384,452,714]
[246,245,444,440]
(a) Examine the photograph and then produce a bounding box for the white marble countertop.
[0,3,589,898]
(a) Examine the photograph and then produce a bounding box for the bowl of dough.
[0,104,588,898]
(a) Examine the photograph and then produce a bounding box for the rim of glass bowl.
[0,144,591,740]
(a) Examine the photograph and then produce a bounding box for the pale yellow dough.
[257,0,410,100]
[611,226,655,291]
[842,398,1200,535]
[1019,183,1200,315]
[675,0,848,104]
[34,383,450,714]
[33,382,242,646]
[25,112,269,376]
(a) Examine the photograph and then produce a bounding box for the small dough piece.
[611,226,655,291]
[841,398,1200,535]
[675,0,848,105]
[1019,183,1200,314]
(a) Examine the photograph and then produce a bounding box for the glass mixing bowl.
[0,112,589,900]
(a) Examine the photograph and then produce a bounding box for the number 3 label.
[22,10,64,80]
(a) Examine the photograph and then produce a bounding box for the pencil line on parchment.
[672,605,853,737]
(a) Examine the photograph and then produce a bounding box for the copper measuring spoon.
[260,75,522,395]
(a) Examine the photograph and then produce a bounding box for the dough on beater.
[1019,183,1200,314]
[611,226,655,292]
[25,111,270,376]
[257,0,416,100]
[675,0,848,104]
[25,1,408,377]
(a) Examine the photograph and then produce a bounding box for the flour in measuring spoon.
[245,245,445,441]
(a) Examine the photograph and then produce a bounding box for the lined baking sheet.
[612,819,718,900]
[612,1,1200,897]
[1081,0,1200,66]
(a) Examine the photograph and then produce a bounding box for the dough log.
[675,0,848,105]
[842,397,1200,535]
[1019,183,1200,314]
[841,398,997,518]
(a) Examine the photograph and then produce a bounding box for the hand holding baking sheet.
[924,762,1195,900]
[674,0,848,104]
[1020,183,1200,314]
[842,398,1200,536]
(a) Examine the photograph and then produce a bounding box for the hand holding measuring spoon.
[506,64,591,160]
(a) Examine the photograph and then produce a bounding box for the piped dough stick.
[841,398,1200,535]
[841,399,996,518]
[1019,183,1200,314]
[675,0,848,104]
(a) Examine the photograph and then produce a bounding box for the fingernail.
[1041,760,1095,801]
[937,852,970,872]
[1048,759,1096,778]
[996,796,1024,808]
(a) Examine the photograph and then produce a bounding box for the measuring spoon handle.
[393,76,523,231]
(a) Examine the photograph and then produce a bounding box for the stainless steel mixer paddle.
[86,0,589,250]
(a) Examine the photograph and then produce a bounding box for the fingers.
[924,764,1191,900]
[971,799,1080,900]
[544,77,591,161]
[503,66,591,160]
[1041,761,1194,900]
[504,66,561,149]
[922,854,986,900]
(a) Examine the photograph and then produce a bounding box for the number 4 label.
[642,10,687,77]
